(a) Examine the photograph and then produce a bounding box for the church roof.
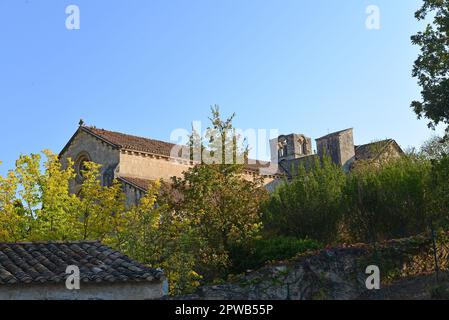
[354,139,403,162]
[0,241,164,286]
[61,125,282,177]
[118,176,155,192]
[83,126,184,157]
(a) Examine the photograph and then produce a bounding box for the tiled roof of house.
[83,126,186,157]
[118,176,155,191]
[354,139,401,161]
[0,241,164,286]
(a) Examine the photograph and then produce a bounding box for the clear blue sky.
[0,0,443,175]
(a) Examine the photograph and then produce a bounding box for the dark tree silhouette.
[411,0,449,137]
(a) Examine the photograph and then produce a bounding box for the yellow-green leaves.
[76,161,126,242]
[0,166,21,241]
[32,150,77,241]
[0,151,127,243]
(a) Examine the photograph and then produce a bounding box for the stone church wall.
[119,152,193,182]
[60,130,120,193]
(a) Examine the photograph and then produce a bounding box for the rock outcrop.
[174,234,449,300]
[177,247,370,300]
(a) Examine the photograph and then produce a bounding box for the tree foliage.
[263,156,346,243]
[264,135,449,244]
[0,151,127,243]
[420,135,449,159]
[411,0,449,135]
[161,106,268,284]
[117,181,202,295]
[343,157,431,243]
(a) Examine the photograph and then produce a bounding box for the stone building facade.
[60,124,403,205]
[60,125,281,206]
[270,128,404,178]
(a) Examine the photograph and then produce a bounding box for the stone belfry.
[270,134,313,162]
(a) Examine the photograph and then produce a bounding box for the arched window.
[297,136,307,155]
[75,152,91,183]
[278,137,288,158]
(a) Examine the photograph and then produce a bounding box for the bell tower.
[270,133,313,163]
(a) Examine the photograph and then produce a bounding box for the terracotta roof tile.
[83,126,186,157]
[118,176,155,191]
[0,242,164,286]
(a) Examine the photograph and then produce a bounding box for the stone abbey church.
[60,123,404,206]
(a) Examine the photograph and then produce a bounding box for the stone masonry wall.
[119,152,192,181]
[60,130,120,193]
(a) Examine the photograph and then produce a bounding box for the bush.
[343,157,432,243]
[230,237,322,273]
[262,151,449,244]
[428,155,449,230]
[262,156,346,244]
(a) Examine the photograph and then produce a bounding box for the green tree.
[344,157,432,243]
[117,180,201,295]
[263,156,346,244]
[420,135,449,159]
[11,151,79,241]
[0,163,24,241]
[74,161,126,243]
[411,0,449,135]
[0,150,128,243]
[161,106,268,283]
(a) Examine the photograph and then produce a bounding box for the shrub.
[343,157,432,243]
[262,156,346,244]
[262,152,446,244]
[428,155,449,230]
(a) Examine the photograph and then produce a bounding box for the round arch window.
[75,153,91,182]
